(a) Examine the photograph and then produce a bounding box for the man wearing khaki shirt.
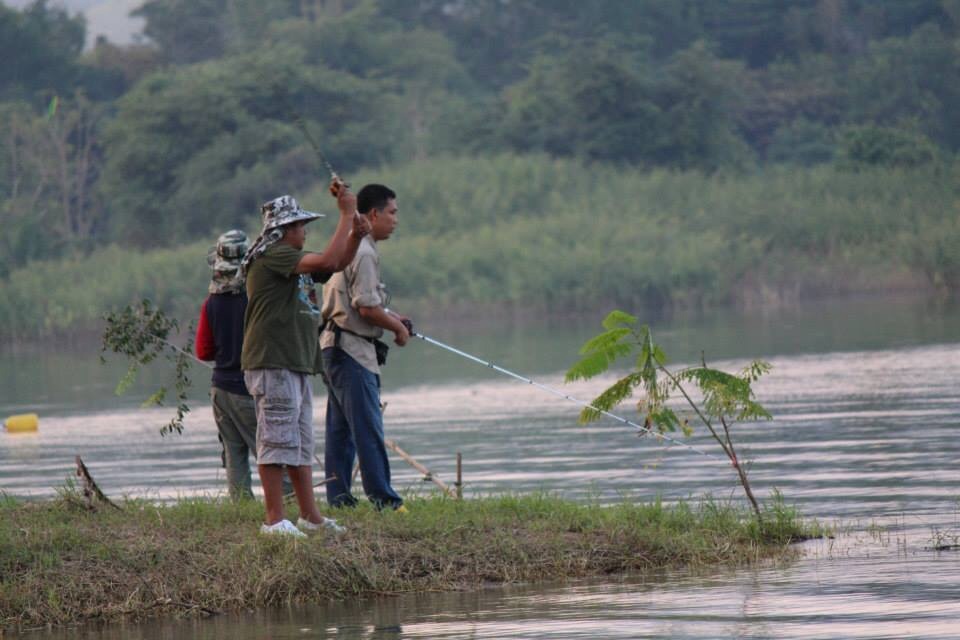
[320,183,411,510]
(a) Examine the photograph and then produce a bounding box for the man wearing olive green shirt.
[242,182,368,537]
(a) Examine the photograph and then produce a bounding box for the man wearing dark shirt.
[195,230,259,500]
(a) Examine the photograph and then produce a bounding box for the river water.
[3,296,959,638]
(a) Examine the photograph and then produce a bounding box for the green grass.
[0,490,819,630]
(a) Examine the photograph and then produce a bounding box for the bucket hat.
[261,195,324,231]
[207,229,249,273]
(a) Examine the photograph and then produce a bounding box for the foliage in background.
[0,157,956,339]
[0,93,106,276]
[566,310,771,518]
[0,1,85,102]
[101,300,197,435]
[0,241,208,339]
[338,156,956,307]
[836,125,941,169]
[2,0,960,336]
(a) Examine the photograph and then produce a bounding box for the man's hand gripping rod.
[403,323,722,463]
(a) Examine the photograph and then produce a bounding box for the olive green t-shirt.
[241,243,323,374]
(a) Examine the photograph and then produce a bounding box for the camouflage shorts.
[243,369,315,467]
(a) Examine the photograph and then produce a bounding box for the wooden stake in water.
[385,438,456,499]
[455,452,463,500]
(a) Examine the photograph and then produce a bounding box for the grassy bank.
[2,155,956,339]
[0,491,817,630]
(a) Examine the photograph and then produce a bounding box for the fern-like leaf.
[648,406,683,433]
[578,371,644,424]
[601,310,637,331]
[566,326,635,381]
[115,364,139,396]
[566,339,633,381]
[142,387,167,407]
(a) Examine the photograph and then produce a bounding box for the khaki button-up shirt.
[319,236,386,374]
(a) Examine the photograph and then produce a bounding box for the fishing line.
[158,337,213,370]
[410,331,723,463]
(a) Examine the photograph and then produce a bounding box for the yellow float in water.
[4,413,38,433]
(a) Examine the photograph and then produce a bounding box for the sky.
[3,0,144,48]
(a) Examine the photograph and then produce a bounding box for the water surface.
[4,296,960,638]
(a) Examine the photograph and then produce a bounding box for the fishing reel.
[328,173,349,197]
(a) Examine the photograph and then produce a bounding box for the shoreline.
[0,492,819,631]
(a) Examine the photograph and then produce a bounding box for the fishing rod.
[290,110,340,185]
[407,329,723,463]
[266,75,348,192]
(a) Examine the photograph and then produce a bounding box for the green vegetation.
[0,242,207,340]
[0,490,819,629]
[2,1,959,337]
[1,156,955,339]
[101,300,196,435]
[568,310,773,518]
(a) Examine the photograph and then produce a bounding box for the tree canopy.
[1,0,957,280]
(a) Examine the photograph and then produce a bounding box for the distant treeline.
[1,156,955,339]
[1,1,958,331]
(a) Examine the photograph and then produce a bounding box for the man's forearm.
[321,213,362,271]
[358,305,405,334]
[296,213,361,274]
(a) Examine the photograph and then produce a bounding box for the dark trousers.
[210,387,292,500]
[321,347,403,509]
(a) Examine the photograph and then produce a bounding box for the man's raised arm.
[295,180,369,275]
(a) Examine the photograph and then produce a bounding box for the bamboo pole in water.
[347,402,456,498]
[384,438,456,499]
[455,452,462,500]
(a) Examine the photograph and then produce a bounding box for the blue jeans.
[321,347,403,510]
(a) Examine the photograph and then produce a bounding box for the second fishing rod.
[390,317,722,464]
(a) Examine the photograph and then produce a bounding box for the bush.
[767,119,836,166]
[836,125,939,169]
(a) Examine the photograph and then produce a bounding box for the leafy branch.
[566,310,771,519]
[101,299,197,436]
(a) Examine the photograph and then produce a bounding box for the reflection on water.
[4,296,960,639]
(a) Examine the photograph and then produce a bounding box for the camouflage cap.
[207,229,249,273]
[261,195,324,231]
[207,229,249,294]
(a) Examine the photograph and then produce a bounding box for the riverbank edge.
[0,492,820,631]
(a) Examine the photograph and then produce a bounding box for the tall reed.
[1,156,954,338]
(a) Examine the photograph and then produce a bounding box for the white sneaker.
[297,516,347,535]
[260,519,307,538]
